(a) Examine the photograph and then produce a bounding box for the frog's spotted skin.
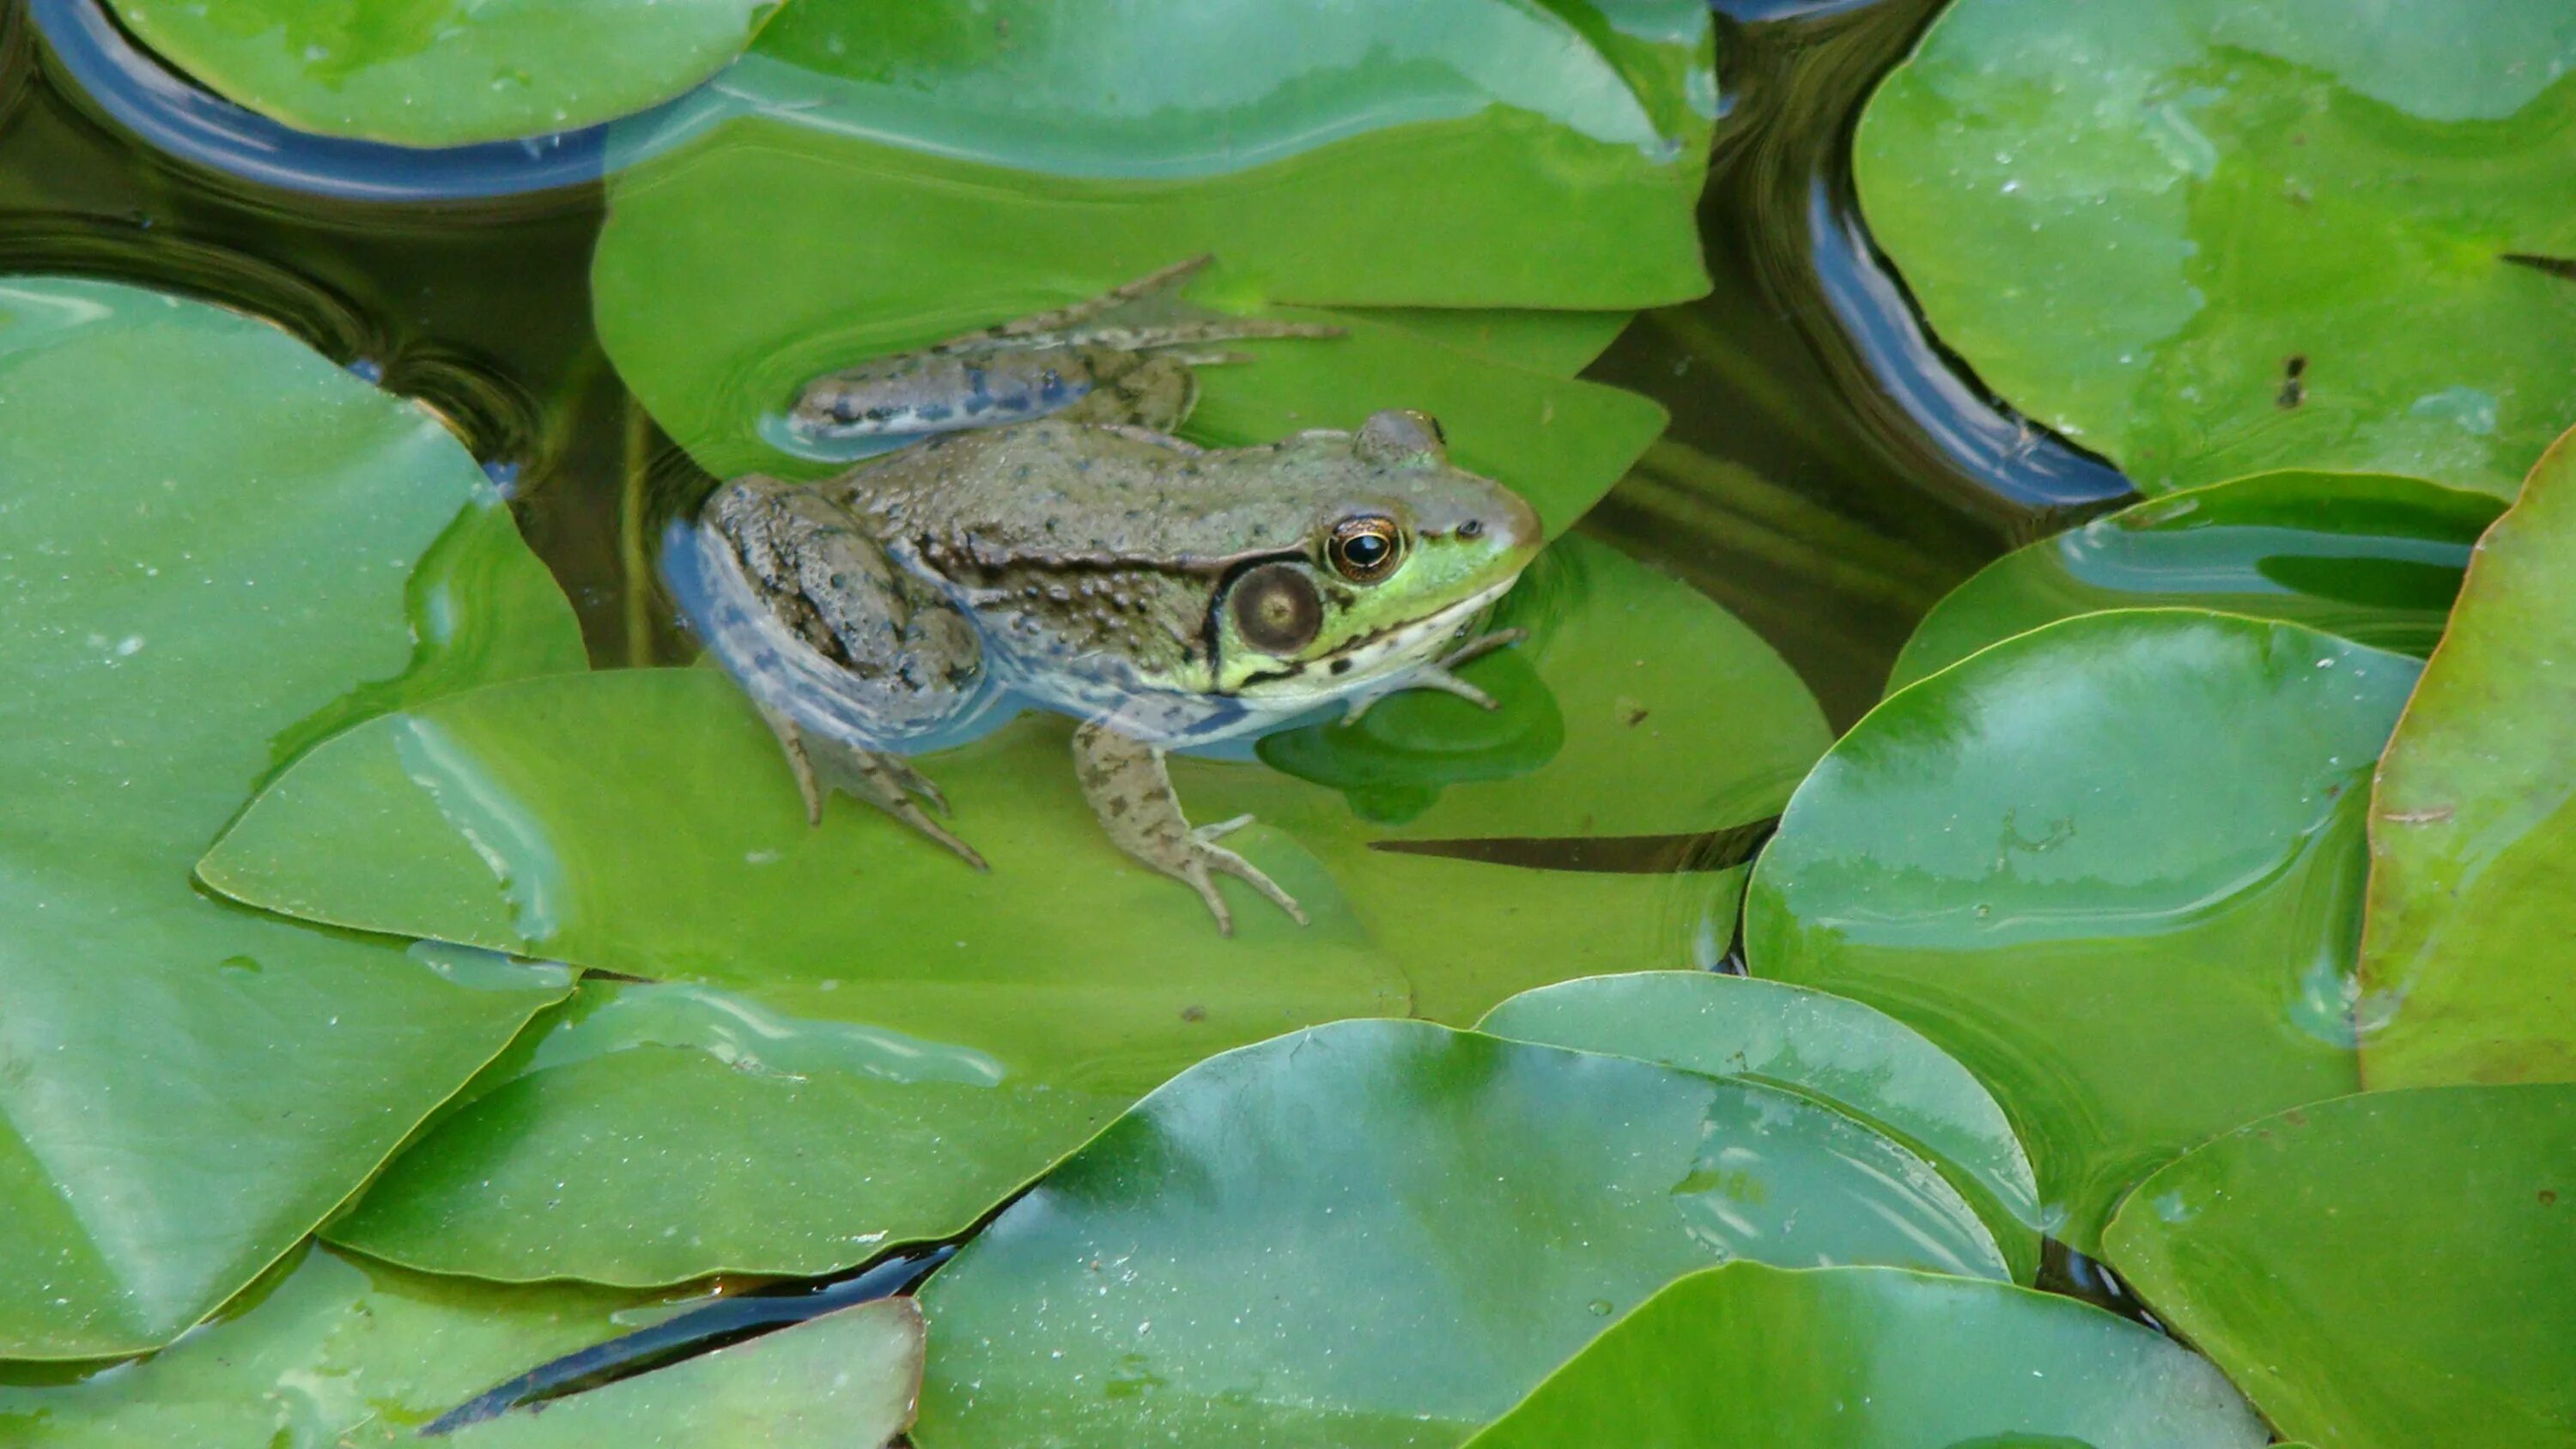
[686,262,1543,933]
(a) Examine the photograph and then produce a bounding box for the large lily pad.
[1745,609,2421,1248]
[103,0,777,148]
[198,539,1826,1283]
[0,1245,924,1448]
[1461,1263,2267,1449]
[2360,426,2576,1088]
[2104,1084,2576,1448]
[590,0,1712,526]
[1855,0,2576,496]
[912,1020,2008,1449]
[1478,972,2044,1282]
[0,277,581,1356]
[1889,471,2502,692]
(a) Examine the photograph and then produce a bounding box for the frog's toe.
[1190,838,1307,934]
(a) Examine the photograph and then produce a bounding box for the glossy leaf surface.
[0,277,581,1356]
[591,0,1712,530]
[1890,471,2502,692]
[1479,971,2043,1282]
[105,0,776,146]
[1461,1263,2267,1449]
[1856,0,2576,495]
[200,539,1826,1283]
[2105,1084,2576,1448]
[2361,427,2576,1087]
[913,1021,2008,1449]
[1747,610,2420,1248]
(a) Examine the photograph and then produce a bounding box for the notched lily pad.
[912,1020,2007,1449]
[2105,1084,2576,1448]
[198,537,1827,1284]
[1890,470,2502,692]
[0,276,582,1356]
[1461,1263,2267,1449]
[104,0,781,147]
[2360,423,2576,1087]
[592,0,1714,532]
[1856,0,2576,495]
[1747,609,2421,1249]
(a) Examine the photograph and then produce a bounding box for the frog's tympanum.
[681,258,1543,933]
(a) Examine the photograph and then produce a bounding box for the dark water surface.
[0,0,2130,730]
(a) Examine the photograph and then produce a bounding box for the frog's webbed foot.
[1072,720,1306,937]
[759,703,987,872]
[1342,628,1529,723]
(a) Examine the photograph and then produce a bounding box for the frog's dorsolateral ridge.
[687,258,1543,933]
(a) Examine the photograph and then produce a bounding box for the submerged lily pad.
[1746,609,2421,1248]
[0,1245,923,1448]
[103,0,778,147]
[1889,471,2502,692]
[199,540,1825,1284]
[1478,972,2044,1283]
[2104,1084,2576,1448]
[2361,426,2576,1088]
[0,277,582,1356]
[590,0,1712,529]
[1461,1263,2267,1449]
[1856,0,2576,496]
[913,1020,2008,1449]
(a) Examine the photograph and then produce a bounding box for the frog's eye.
[1231,563,1324,653]
[1327,515,1405,584]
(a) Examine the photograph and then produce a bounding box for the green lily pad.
[1461,1263,2267,1449]
[2104,1084,2576,1448]
[444,1300,922,1449]
[912,1020,2008,1449]
[2361,427,2576,1088]
[1745,609,2421,1249]
[589,0,1712,529]
[1855,0,2576,496]
[103,0,778,147]
[0,1245,923,1448]
[1889,471,2503,693]
[0,276,582,1356]
[1477,972,2044,1283]
[197,539,1826,1284]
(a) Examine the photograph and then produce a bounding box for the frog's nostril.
[1459,518,1484,538]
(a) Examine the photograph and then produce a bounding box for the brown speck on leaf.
[2277,354,2307,409]
[2284,1107,2308,1126]
[2541,1189,2560,1206]
[1180,1004,1206,1022]
[1622,706,1650,727]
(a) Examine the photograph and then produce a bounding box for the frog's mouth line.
[1230,578,1516,706]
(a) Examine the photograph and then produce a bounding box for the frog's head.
[1211,410,1543,706]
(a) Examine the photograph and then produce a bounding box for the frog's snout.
[1474,488,1544,562]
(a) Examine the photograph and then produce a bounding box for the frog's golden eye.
[1231,563,1324,653]
[1327,515,1405,584]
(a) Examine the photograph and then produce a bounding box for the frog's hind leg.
[1072,720,1306,937]
[970,254,1217,341]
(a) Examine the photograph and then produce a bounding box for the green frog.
[675,258,1544,933]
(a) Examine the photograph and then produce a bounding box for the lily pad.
[1461,1263,2267,1449]
[2360,426,2576,1088]
[1889,471,2503,692]
[1745,609,2421,1248]
[0,1245,923,1448]
[198,540,1826,1284]
[1855,0,2576,496]
[0,276,582,1356]
[102,0,778,148]
[589,0,1712,528]
[1477,972,2044,1282]
[912,1020,2008,1449]
[2104,1084,2576,1448]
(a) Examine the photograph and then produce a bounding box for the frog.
[677,258,1544,933]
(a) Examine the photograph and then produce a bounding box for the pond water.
[18,0,2560,1443]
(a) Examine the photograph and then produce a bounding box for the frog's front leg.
[1071,721,1307,937]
